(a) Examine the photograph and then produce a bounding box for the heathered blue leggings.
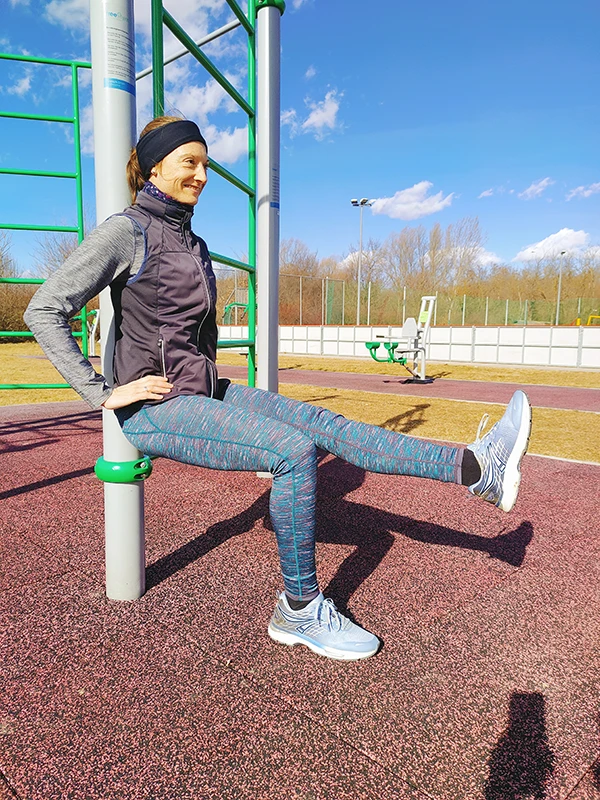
[118,382,462,601]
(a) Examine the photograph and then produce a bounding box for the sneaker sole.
[267,623,379,661]
[498,392,532,512]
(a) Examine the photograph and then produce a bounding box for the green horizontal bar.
[209,159,254,196]
[0,223,78,233]
[218,339,255,348]
[0,384,71,390]
[0,110,74,124]
[0,168,77,179]
[163,9,254,118]
[0,331,83,337]
[0,277,44,284]
[209,251,255,273]
[224,0,254,35]
[0,53,90,69]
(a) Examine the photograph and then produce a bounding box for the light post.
[351,197,373,325]
[555,250,566,326]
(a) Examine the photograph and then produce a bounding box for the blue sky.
[1,0,599,273]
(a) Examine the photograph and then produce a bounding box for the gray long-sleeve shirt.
[24,215,145,409]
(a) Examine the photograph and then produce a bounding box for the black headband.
[136,120,208,179]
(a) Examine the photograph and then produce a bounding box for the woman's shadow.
[484,692,555,799]
[146,455,534,607]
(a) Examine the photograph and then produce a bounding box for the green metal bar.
[0,384,71,389]
[208,159,254,197]
[209,251,255,273]
[0,223,78,233]
[0,168,77,179]
[72,62,88,357]
[0,278,44,284]
[0,110,74,124]
[247,0,257,387]
[0,53,90,69]
[224,0,254,35]
[217,339,255,348]
[163,9,254,118]
[152,0,165,116]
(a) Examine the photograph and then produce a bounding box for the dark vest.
[111,191,218,402]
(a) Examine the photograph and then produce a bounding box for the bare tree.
[0,232,19,278]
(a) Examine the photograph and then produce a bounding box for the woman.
[25,116,532,662]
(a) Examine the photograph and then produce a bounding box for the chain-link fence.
[214,269,600,327]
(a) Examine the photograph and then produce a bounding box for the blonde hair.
[126,115,184,202]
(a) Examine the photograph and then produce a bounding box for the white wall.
[218,325,600,369]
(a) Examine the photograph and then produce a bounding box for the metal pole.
[555,251,565,326]
[321,278,325,326]
[462,294,466,326]
[505,298,509,326]
[402,285,406,325]
[367,280,371,325]
[299,275,302,325]
[90,0,145,601]
[524,299,528,326]
[485,296,489,326]
[356,205,363,325]
[342,280,345,325]
[256,3,281,392]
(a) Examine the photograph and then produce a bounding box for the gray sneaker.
[467,389,532,512]
[268,592,380,661]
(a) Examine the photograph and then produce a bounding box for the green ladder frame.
[0,52,91,390]
[151,0,257,386]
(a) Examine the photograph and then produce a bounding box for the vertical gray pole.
[367,281,371,325]
[299,275,302,325]
[485,296,489,326]
[356,206,363,325]
[256,4,281,392]
[321,278,325,326]
[462,294,466,326]
[90,0,145,601]
[402,286,406,325]
[342,280,345,325]
[505,298,509,326]
[555,251,565,326]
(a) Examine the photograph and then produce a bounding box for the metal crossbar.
[0,53,90,389]
[150,0,257,386]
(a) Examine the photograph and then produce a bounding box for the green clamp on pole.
[94,455,153,484]
[256,0,286,14]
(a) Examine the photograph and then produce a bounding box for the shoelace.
[475,413,490,443]
[317,598,344,632]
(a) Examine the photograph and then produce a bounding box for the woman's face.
[149,141,208,205]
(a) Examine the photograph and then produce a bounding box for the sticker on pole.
[103,2,135,96]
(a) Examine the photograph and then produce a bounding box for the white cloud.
[305,65,316,80]
[44,0,89,30]
[476,247,502,266]
[301,90,341,139]
[292,0,310,7]
[478,188,494,199]
[518,177,554,200]
[204,123,246,164]
[371,181,454,221]
[6,74,32,96]
[566,182,600,201]
[9,0,30,6]
[281,108,299,136]
[513,228,590,261]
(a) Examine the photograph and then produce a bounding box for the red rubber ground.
[1,392,599,800]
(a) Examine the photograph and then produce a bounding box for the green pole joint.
[94,455,153,484]
[256,0,285,14]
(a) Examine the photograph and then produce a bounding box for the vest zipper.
[183,226,216,397]
[158,337,167,379]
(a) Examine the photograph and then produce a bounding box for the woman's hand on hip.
[102,375,173,410]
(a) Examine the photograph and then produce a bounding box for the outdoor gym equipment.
[366,295,436,383]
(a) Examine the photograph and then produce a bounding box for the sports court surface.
[1,368,600,799]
